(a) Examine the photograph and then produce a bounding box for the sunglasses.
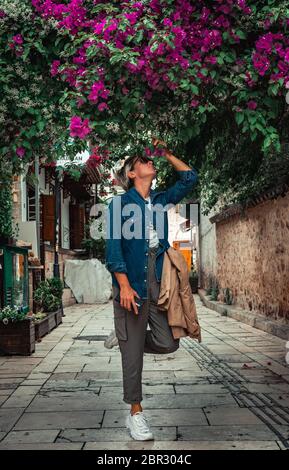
[127,155,154,170]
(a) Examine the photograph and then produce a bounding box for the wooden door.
[41,195,55,244]
[69,204,85,249]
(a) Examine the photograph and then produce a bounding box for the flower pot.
[0,318,35,356]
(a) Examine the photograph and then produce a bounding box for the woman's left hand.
[152,136,167,149]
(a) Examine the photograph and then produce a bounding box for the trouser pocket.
[114,308,128,341]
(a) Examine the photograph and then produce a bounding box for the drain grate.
[74,335,107,341]
[181,337,289,449]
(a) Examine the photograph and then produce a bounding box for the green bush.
[81,235,106,262]
[210,285,219,301]
[224,288,234,305]
[47,277,64,299]
[34,277,63,313]
[0,305,27,324]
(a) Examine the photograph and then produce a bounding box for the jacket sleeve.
[105,197,128,274]
[163,169,198,205]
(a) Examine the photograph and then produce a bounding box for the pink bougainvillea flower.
[190,99,200,108]
[51,60,61,76]
[87,154,102,167]
[284,49,289,63]
[76,98,85,108]
[12,34,23,45]
[144,147,153,156]
[252,53,270,76]
[163,18,172,27]
[205,55,217,65]
[70,116,91,139]
[98,102,109,112]
[88,80,108,103]
[16,147,26,158]
[247,100,257,110]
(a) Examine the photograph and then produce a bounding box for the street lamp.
[53,166,63,278]
[53,166,65,317]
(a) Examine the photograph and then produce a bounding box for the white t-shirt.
[144,196,159,248]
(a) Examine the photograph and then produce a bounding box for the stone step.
[62,288,76,308]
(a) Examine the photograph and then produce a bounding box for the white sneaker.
[104,330,119,349]
[126,412,154,441]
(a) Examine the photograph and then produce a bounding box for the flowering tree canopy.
[31,1,289,151]
[1,0,289,211]
[0,0,86,176]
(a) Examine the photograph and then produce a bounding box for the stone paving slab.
[0,389,12,396]
[0,396,9,406]
[203,406,265,425]
[0,442,83,450]
[58,426,177,443]
[175,384,228,394]
[0,409,25,432]
[83,440,281,450]
[178,425,278,441]
[103,409,207,428]
[2,394,36,409]
[0,294,288,450]
[1,429,60,444]
[13,411,104,430]
[100,384,175,395]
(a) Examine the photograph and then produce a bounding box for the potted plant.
[0,305,35,355]
[81,228,106,262]
[189,268,199,294]
[33,277,64,337]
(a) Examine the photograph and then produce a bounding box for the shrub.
[34,277,63,312]
[0,305,27,324]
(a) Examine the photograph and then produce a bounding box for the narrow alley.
[0,296,288,451]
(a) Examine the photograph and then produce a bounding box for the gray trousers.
[112,245,179,404]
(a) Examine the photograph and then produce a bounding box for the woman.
[105,138,198,440]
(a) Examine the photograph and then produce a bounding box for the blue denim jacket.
[105,169,198,300]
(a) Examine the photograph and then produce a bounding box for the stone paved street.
[0,295,288,450]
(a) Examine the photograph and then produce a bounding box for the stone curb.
[198,289,289,341]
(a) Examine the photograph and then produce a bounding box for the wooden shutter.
[41,195,55,244]
[69,204,85,249]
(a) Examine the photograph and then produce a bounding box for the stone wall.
[199,209,217,289]
[44,245,86,281]
[11,176,22,226]
[215,191,289,321]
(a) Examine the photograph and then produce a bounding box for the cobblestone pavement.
[0,295,288,450]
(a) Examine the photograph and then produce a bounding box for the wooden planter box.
[0,318,35,356]
[34,316,49,341]
[34,308,62,341]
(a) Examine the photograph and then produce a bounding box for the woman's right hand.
[120,285,140,315]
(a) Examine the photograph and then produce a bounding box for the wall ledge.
[198,289,289,340]
[43,245,86,257]
[209,184,289,225]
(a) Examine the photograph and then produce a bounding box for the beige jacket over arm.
[157,247,201,342]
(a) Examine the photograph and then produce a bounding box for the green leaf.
[235,30,247,40]
[37,121,46,132]
[235,113,244,125]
